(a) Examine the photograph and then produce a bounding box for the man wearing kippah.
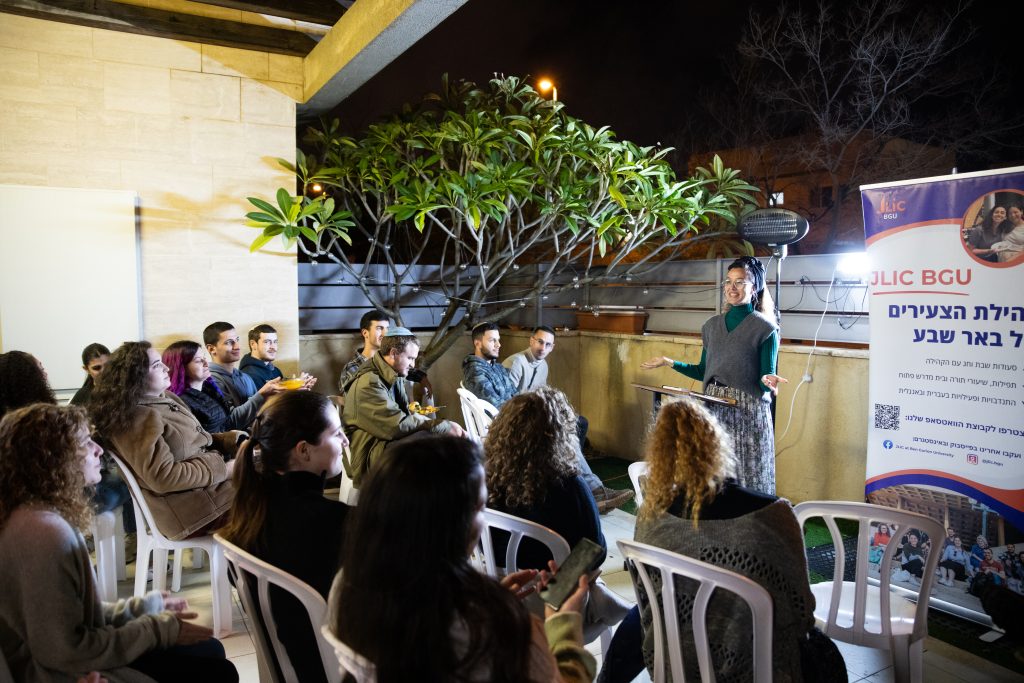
[343,326,466,486]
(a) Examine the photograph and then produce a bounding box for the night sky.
[318,0,1023,170]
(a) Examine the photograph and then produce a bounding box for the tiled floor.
[110,510,1023,682]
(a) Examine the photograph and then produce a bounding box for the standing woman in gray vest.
[641,256,786,494]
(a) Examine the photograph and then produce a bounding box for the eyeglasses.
[722,279,753,289]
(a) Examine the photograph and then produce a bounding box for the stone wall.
[0,15,302,370]
[300,329,869,504]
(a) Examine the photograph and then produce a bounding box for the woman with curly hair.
[161,340,270,433]
[90,342,237,541]
[0,403,237,683]
[0,350,56,419]
[486,386,606,570]
[486,386,630,641]
[598,399,844,683]
[330,435,594,682]
[641,256,786,495]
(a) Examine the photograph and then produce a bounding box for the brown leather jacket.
[108,393,234,540]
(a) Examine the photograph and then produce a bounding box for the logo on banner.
[877,193,907,220]
[967,453,979,465]
[883,440,894,449]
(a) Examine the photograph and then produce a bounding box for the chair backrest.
[214,534,340,683]
[456,387,497,442]
[337,445,359,506]
[628,460,649,507]
[473,508,570,577]
[793,500,945,645]
[618,539,774,683]
[107,451,169,544]
[321,625,376,683]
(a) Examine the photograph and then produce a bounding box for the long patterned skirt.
[704,384,775,495]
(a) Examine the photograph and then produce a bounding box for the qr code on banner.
[874,404,900,430]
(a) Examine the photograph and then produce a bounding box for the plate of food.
[408,401,442,416]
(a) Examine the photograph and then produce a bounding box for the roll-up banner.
[861,166,1024,622]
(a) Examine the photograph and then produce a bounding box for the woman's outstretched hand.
[641,356,673,370]
[760,373,788,396]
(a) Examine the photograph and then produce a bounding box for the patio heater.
[737,208,809,323]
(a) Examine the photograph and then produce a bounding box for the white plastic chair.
[321,624,375,683]
[474,508,615,653]
[618,539,774,683]
[794,501,945,683]
[627,461,649,507]
[109,452,233,637]
[90,507,127,601]
[214,534,341,683]
[473,508,571,577]
[456,386,498,443]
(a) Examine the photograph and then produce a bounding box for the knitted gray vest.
[701,311,777,401]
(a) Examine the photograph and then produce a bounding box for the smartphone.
[540,538,604,610]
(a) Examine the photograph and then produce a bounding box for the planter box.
[575,310,648,334]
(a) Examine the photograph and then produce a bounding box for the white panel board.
[0,185,140,392]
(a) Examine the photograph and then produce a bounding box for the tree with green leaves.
[245,75,758,367]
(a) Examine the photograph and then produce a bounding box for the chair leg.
[93,512,116,602]
[210,545,233,637]
[114,511,127,581]
[153,548,169,592]
[134,539,152,598]
[891,634,921,683]
[192,547,204,570]
[171,549,184,593]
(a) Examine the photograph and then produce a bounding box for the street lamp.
[538,78,558,101]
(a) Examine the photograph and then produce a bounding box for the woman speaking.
[641,256,785,495]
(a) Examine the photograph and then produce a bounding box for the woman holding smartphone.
[330,435,595,682]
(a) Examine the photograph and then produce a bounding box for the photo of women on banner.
[861,167,1024,624]
[960,191,1024,266]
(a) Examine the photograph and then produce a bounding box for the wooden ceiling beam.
[0,0,317,56]
[196,1,344,26]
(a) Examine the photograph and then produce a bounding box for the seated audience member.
[939,536,970,586]
[999,544,1019,578]
[485,385,631,515]
[330,435,595,682]
[91,342,237,541]
[0,350,56,419]
[0,350,133,531]
[462,322,518,408]
[240,324,283,389]
[486,387,631,638]
[70,343,110,406]
[343,327,463,485]
[599,399,845,683]
[0,403,237,683]
[503,326,592,449]
[338,310,389,394]
[220,391,350,683]
[503,325,556,393]
[872,522,892,546]
[163,340,276,433]
[205,321,281,407]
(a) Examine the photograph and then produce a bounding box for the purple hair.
[161,340,202,395]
